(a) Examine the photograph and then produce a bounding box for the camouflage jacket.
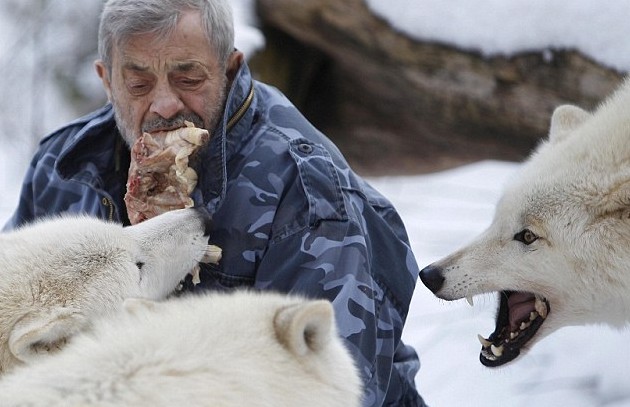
[4,63,426,406]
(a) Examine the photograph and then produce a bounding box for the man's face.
[96,11,239,146]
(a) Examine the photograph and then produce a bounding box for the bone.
[190,264,201,285]
[202,245,222,264]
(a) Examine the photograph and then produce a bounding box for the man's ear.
[95,60,113,102]
[9,309,86,363]
[226,51,244,85]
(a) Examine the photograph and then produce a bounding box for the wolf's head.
[0,291,362,407]
[420,77,630,367]
[0,207,219,374]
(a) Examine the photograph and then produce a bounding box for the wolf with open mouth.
[420,77,630,367]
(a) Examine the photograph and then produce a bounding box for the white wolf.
[0,207,219,374]
[0,291,362,407]
[420,77,630,367]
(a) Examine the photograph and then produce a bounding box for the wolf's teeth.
[535,297,548,318]
[481,349,497,361]
[491,344,504,357]
[466,296,474,307]
[477,334,491,348]
[510,331,519,340]
[529,311,538,321]
[520,321,531,330]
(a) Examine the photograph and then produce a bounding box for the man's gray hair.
[98,0,234,70]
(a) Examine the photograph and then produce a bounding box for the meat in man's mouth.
[124,121,210,225]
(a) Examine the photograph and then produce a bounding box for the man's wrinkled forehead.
[110,13,218,71]
[120,57,210,74]
[112,35,215,75]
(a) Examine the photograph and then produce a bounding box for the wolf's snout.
[419,265,444,294]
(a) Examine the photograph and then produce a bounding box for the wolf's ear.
[593,178,630,220]
[274,299,334,356]
[549,104,591,143]
[9,308,86,363]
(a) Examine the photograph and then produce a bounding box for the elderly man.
[5,1,427,405]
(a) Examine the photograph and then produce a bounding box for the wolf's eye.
[514,229,538,245]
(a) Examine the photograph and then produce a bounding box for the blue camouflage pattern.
[4,62,427,406]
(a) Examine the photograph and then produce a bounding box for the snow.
[232,0,266,58]
[2,1,630,406]
[365,0,630,73]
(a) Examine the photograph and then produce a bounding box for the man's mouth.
[147,127,182,134]
[142,115,205,135]
[476,291,550,367]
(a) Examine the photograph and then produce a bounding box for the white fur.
[0,208,213,373]
[423,77,630,358]
[0,291,362,407]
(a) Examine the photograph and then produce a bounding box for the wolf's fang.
[535,297,548,318]
[491,344,504,357]
[477,334,491,348]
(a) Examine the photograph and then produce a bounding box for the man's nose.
[150,82,185,120]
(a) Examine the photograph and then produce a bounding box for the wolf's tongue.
[507,292,536,331]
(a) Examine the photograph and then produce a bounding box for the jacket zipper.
[226,82,255,132]
[101,197,115,221]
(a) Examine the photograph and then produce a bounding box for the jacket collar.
[56,62,257,208]
[56,106,120,185]
[198,62,257,210]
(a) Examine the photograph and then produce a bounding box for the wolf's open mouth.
[477,291,550,367]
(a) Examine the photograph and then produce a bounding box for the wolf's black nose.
[419,265,445,293]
